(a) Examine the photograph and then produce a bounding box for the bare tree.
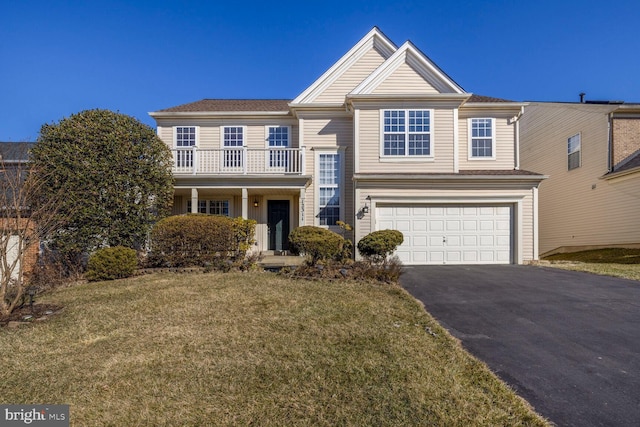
[0,143,69,316]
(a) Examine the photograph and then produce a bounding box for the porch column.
[299,188,305,226]
[241,188,248,219]
[191,188,198,212]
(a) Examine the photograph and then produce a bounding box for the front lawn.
[1,272,548,426]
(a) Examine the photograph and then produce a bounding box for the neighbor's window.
[175,126,197,168]
[318,153,340,226]
[470,118,495,158]
[382,110,432,157]
[568,133,581,170]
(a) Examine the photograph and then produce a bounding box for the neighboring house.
[520,100,640,256]
[0,142,38,279]
[150,27,545,265]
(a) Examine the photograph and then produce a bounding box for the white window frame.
[468,118,496,160]
[314,148,344,227]
[568,133,581,170]
[187,199,232,216]
[173,126,198,168]
[221,126,246,169]
[380,109,434,159]
[265,125,291,170]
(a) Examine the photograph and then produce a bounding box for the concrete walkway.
[401,265,640,427]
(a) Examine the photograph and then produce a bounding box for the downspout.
[607,112,613,172]
[511,106,524,170]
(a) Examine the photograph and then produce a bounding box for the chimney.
[579,92,586,103]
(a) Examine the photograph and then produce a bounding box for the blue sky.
[2,0,640,141]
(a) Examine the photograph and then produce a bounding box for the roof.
[156,99,291,113]
[606,152,640,178]
[0,142,33,162]
[467,94,512,103]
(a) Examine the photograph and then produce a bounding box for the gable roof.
[350,41,465,95]
[291,27,397,104]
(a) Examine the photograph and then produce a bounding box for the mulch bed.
[0,303,64,327]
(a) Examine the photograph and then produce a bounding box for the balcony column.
[191,188,198,212]
[241,188,248,219]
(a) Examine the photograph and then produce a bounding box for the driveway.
[400,265,640,427]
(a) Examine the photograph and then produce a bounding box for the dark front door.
[268,200,290,251]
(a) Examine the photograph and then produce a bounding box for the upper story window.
[176,126,196,147]
[267,126,290,169]
[175,126,197,168]
[568,133,581,170]
[317,152,341,226]
[469,118,495,159]
[223,126,244,169]
[382,110,432,157]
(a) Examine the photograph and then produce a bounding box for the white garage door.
[377,205,512,265]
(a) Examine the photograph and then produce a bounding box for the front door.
[268,200,290,251]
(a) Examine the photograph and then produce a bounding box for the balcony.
[171,147,305,175]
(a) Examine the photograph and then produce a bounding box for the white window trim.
[379,109,435,159]
[568,132,581,170]
[187,198,233,216]
[264,125,291,148]
[313,147,345,228]
[173,126,199,148]
[468,118,496,160]
[221,125,247,148]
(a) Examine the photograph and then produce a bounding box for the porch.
[171,147,305,175]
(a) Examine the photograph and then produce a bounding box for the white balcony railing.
[171,147,305,175]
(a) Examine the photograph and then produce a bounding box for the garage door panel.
[376,205,512,265]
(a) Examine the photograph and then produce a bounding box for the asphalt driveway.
[401,265,640,427]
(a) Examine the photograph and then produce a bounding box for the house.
[149,27,545,265]
[519,100,640,256]
[0,142,38,280]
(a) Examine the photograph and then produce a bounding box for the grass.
[543,248,640,281]
[1,272,548,426]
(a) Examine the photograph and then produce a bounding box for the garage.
[376,205,513,265]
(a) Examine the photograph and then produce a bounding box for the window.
[175,126,197,167]
[187,200,230,216]
[267,126,289,168]
[318,153,340,226]
[223,126,244,168]
[568,133,581,170]
[382,110,432,157]
[469,118,495,159]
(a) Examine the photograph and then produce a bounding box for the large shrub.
[86,246,138,282]
[357,229,404,264]
[147,214,256,268]
[288,226,344,265]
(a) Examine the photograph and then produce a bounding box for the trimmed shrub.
[86,246,138,281]
[147,214,233,268]
[147,214,256,268]
[357,229,404,264]
[288,226,344,265]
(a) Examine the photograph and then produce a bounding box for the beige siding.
[314,47,387,104]
[372,62,439,95]
[300,115,354,230]
[458,114,516,170]
[520,103,640,254]
[357,106,455,173]
[155,118,298,149]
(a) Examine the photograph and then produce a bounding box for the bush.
[288,226,344,265]
[147,214,256,268]
[86,246,138,281]
[357,229,404,264]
